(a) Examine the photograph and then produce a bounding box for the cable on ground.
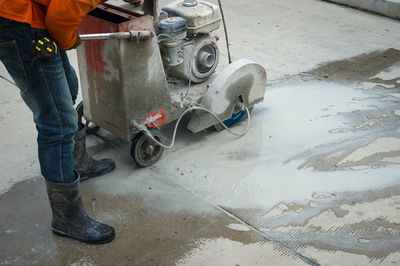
[135,105,251,149]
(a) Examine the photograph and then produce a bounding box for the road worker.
[0,0,116,244]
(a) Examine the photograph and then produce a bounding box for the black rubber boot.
[45,175,115,244]
[73,123,115,181]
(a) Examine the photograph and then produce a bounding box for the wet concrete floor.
[0,172,309,265]
[1,48,400,265]
[1,0,400,264]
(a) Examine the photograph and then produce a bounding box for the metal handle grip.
[79,30,154,41]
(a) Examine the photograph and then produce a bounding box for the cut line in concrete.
[215,205,320,266]
[0,74,16,87]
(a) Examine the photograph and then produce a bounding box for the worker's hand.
[68,32,82,50]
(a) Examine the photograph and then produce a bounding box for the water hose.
[134,106,252,149]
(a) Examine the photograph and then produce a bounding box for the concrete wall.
[324,0,400,20]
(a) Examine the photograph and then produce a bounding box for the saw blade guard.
[187,59,267,133]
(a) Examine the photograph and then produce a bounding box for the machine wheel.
[131,129,165,167]
[76,101,100,135]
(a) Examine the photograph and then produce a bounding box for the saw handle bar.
[79,30,154,41]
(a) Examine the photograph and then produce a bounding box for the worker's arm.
[45,0,105,50]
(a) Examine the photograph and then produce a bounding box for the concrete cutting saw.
[76,0,267,167]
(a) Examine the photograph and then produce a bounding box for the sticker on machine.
[138,108,167,128]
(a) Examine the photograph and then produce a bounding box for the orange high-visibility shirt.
[0,0,102,50]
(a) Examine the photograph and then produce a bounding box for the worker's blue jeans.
[0,17,78,183]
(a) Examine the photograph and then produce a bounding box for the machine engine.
[157,0,221,83]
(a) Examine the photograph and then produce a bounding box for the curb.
[323,0,400,20]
